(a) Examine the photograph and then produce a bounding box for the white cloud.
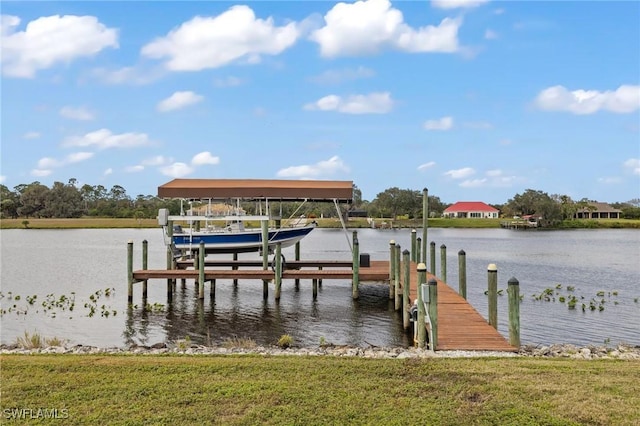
[92,65,164,85]
[432,0,489,9]
[103,168,113,176]
[444,167,475,179]
[535,85,640,114]
[160,162,194,178]
[0,175,5,184]
[63,129,152,150]
[157,91,204,112]
[191,151,220,166]
[1,14,118,78]
[276,155,350,178]
[310,0,461,57]
[424,116,453,130]
[37,157,60,168]
[459,178,487,188]
[486,169,502,177]
[66,152,94,163]
[125,165,145,173]
[484,29,498,40]
[304,92,394,114]
[598,177,622,184]
[309,66,375,85]
[60,106,95,121]
[623,158,640,176]
[141,155,170,166]
[141,6,299,71]
[417,161,436,171]
[23,131,41,139]
[36,152,93,172]
[213,76,244,87]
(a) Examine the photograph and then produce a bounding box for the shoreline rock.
[1,343,639,360]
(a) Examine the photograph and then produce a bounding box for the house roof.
[157,179,353,202]
[443,201,499,213]
[578,202,622,213]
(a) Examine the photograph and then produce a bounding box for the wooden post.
[416,237,421,263]
[458,249,467,300]
[294,241,301,290]
[352,231,359,300]
[410,229,417,263]
[313,278,318,300]
[261,220,269,300]
[402,249,410,330]
[488,263,498,329]
[193,248,199,285]
[142,239,148,300]
[318,266,323,288]
[210,279,216,298]
[416,263,427,348]
[428,277,438,350]
[394,243,401,311]
[181,249,186,288]
[389,240,396,300]
[232,252,238,288]
[127,240,134,303]
[429,241,436,274]
[422,188,428,265]
[275,242,282,301]
[440,244,447,283]
[198,241,205,299]
[166,220,174,292]
[508,277,521,348]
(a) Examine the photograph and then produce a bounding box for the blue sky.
[1,0,639,204]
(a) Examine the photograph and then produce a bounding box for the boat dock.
[129,249,517,352]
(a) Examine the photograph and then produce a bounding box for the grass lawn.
[1,354,639,425]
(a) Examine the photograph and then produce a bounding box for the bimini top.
[158,179,353,202]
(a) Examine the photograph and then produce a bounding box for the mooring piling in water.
[458,249,466,300]
[416,263,427,348]
[198,241,205,299]
[440,244,447,284]
[430,241,436,275]
[487,263,498,329]
[388,240,396,300]
[402,249,410,330]
[294,241,301,290]
[428,277,438,351]
[394,243,401,311]
[352,231,359,300]
[508,277,521,348]
[416,237,421,263]
[142,240,148,299]
[410,229,417,263]
[127,240,134,303]
[262,220,269,300]
[275,242,282,301]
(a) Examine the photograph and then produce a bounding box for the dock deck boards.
[132,259,516,352]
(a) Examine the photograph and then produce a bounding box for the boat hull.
[171,224,316,254]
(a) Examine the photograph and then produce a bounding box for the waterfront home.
[443,201,499,218]
[574,202,622,219]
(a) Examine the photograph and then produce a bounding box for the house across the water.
[574,202,622,219]
[443,201,499,218]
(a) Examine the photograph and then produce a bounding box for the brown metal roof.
[158,179,353,202]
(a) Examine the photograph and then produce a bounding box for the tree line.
[1,179,639,224]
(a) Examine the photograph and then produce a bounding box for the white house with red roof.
[443,201,499,219]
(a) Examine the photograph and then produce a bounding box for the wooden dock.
[132,259,516,352]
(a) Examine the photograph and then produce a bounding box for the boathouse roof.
[158,179,353,202]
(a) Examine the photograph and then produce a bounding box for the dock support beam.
[352,231,359,300]
[430,241,436,275]
[458,250,467,299]
[275,243,282,301]
[508,277,521,348]
[402,249,410,330]
[394,243,401,311]
[198,241,205,299]
[142,240,148,300]
[488,263,498,329]
[127,240,134,303]
[389,240,396,300]
[440,244,447,283]
[428,277,438,350]
[261,220,269,300]
[416,263,427,348]
[422,188,428,265]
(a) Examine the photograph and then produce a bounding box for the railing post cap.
[389,240,396,245]
[488,263,498,272]
[430,241,436,245]
[458,249,465,255]
[128,239,134,244]
[411,229,417,233]
[440,244,446,248]
[428,277,438,285]
[417,262,427,271]
[508,277,520,285]
[403,249,410,255]
[142,239,148,243]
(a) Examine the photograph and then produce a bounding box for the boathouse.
[443,201,499,219]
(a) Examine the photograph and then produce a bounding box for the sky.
[1,0,639,204]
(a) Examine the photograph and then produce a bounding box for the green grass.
[1,355,639,425]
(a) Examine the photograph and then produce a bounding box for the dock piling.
[232,253,238,288]
[508,277,521,347]
[428,277,438,350]
[458,249,466,299]
[275,242,282,301]
[394,243,401,311]
[430,241,436,275]
[487,263,498,329]
[352,231,359,300]
[416,263,427,348]
[127,240,134,303]
[440,244,447,283]
[198,242,205,299]
[294,241,301,290]
[389,240,396,300]
[142,240,148,300]
[262,220,269,300]
[410,229,417,262]
[402,249,410,329]
[422,188,428,264]
[416,237,421,263]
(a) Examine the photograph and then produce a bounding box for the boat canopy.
[158,179,353,203]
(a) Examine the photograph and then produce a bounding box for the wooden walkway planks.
[132,259,516,352]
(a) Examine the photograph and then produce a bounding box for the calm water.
[1,228,638,348]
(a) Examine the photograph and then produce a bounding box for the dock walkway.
[132,260,516,352]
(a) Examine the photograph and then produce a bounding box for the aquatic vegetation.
[530,285,625,313]
[0,289,116,319]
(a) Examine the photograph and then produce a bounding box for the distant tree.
[42,181,84,218]
[0,184,20,218]
[504,189,562,226]
[17,182,50,218]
